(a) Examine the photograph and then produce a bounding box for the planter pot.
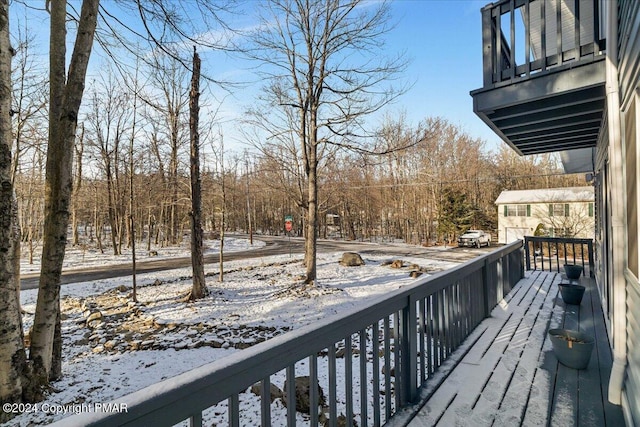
[559,283,586,305]
[548,328,594,370]
[564,264,583,280]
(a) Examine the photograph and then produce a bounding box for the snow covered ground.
[11,237,461,426]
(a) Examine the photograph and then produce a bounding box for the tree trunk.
[0,3,28,412]
[188,47,206,300]
[29,0,99,387]
[304,137,318,284]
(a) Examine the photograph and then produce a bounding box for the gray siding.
[618,1,640,425]
[618,0,640,106]
[627,281,640,425]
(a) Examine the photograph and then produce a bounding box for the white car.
[457,230,491,248]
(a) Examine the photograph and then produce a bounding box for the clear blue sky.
[383,1,501,151]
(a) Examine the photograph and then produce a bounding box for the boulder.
[283,376,326,414]
[339,252,365,267]
[390,259,404,269]
[250,382,283,403]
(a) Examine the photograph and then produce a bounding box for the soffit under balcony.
[471,57,606,156]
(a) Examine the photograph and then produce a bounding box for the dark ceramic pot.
[559,283,586,305]
[548,328,594,370]
[564,264,583,280]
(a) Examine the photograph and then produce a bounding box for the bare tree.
[0,0,29,419]
[85,73,132,255]
[246,0,407,284]
[29,0,99,392]
[187,47,207,300]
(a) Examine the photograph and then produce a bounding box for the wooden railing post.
[524,236,531,271]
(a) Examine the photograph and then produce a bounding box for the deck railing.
[51,241,524,427]
[523,235,594,277]
[482,0,606,87]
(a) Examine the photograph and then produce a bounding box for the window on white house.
[549,203,569,217]
[504,204,531,216]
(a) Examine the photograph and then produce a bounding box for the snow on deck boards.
[407,270,625,427]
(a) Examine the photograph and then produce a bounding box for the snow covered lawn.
[12,238,460,426]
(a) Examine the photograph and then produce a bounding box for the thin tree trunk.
[71,125,84,246]
[30,0,99,387]
[304,142,318,284]
[129,67,140,302]
[0,2,28,409]
[188,47,206,299]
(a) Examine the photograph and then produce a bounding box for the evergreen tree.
[437,187,473,243]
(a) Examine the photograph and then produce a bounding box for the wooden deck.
[406,270,625,427]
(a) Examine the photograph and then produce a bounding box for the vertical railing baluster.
[286,365,296,426]
[345,336,353,426]
[588,240,595,277]
[482,5,494,85]
[329,343,337,427]
[509,0,516,78]
[445,287,452,357]
[495,6,503,80]
[372,324,381,426]
[525,0,531,76]
[393,311,401,409]
[574,0,580,58]
[261,377,272,427]
[438,290,445,364]
[383,317,392,419]
[229,394,240,427]
[556,0,562,64]
[541,0,547,71]
[418,299,426,383]
[593,0,602,51]
[190,412,202,427]
[426,295,433,376]
[455,282,462,347]
[401,299,417,404]
[309,355,318,425]
[360,328,368,427]
[449,285,456,349]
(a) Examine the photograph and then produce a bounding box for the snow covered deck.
[404,270,625,426]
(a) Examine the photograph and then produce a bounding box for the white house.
[495,187,595,244]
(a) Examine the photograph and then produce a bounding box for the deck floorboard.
[407,270,625,427]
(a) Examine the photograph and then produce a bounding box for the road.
[20,234,496,290]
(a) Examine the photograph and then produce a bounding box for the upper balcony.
[471,0,607,156]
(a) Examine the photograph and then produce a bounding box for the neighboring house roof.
[495,187,594,205]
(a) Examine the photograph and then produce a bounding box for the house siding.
[617,1,640,424]
[618,0,640,106]
[628,280,640,425]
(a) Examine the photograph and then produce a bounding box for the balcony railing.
[523,235,594,276]
[482,0,606,87]
[51,241,524,427]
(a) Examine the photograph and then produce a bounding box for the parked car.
[457,230,491,248]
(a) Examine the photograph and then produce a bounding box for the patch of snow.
[13,237,460,426]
